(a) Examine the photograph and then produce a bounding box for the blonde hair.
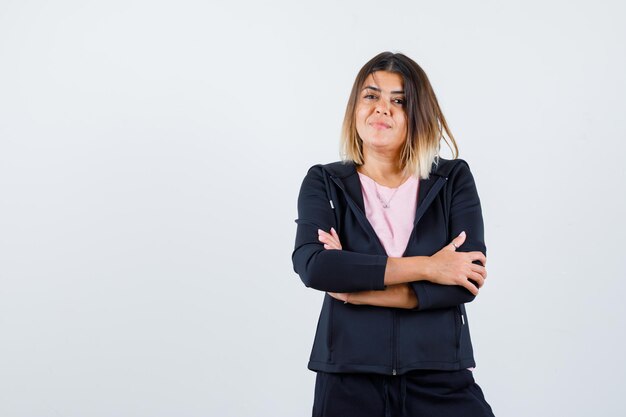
[340,52,459,180]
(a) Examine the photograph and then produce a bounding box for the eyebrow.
[362,85,405,94]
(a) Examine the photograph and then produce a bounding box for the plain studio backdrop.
[1,0,624,416]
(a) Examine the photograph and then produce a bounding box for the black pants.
[312,369,495,417]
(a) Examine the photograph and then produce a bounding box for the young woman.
[292,51,495,417]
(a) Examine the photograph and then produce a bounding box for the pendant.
[378,197,390,208]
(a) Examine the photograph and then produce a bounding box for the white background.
[1,0,624,416]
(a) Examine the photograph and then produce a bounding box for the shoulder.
[434,156,471,175]
[441,158,483,201]
[435,158,482,196]
[302,160,356,179]
[298,162,334,193]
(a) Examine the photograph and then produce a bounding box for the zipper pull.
[457,305,465,325]
[329,199,334,209]
[392,369,397,376]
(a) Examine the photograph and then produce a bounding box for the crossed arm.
[318,227,486,309]
[292,162,488,311]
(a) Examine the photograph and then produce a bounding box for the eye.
[363,94,377,100]
[393,98,405,105]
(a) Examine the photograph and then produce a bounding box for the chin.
[365,141,400,153]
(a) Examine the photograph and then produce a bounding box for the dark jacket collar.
[320,157,457,214]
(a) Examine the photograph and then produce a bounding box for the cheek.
[397,115,408,131]
[355,117,369,135]
[356,106,370,123]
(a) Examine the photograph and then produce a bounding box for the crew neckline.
[357,171,416,190]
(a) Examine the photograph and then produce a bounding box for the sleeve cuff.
[410,281,430,311]
[370,254,388,291]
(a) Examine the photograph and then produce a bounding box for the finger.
[321,234,341,250]
[453,231,466,247]
[463,279,479,296]
[468,272,485,288]
[328,292,347,302]
[447,231,466,251]
[319,230,341,248]
[470,251,487,267]
[470,264,487,280]
[318,229,334,238]
[325,232,342,249]
[325,234,340,246]
[330,227,341,249]
[330,227,342,249]
[318,233,336,246]
[319,232,340,248]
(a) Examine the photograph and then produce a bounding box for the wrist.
[413,256,433,282]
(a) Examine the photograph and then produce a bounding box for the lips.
[370,121,391,129]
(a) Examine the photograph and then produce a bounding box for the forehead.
[362,71,404,90]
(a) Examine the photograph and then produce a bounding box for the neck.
[357,148,407,187]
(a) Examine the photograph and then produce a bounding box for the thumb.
[447,231,466,251]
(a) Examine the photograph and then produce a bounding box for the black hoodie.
[291,157,487,375]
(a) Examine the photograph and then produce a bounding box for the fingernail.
[318,229,322,234]
[460,231,466,236]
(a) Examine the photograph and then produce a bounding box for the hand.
[327,292,350,303]
[317,227,350,303]
[320,228,417,309]
[428,231,488,296]
[328,285,417,309]
[319,228,350,301]
[318,227,342,250]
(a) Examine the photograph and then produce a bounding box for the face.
[355,71,408,157]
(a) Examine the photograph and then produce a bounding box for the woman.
[292,52,495,417]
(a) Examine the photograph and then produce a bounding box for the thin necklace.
[376,184,400,208]
[359,170,410,209]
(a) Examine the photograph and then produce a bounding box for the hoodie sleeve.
[291,165,388,293]
[409,160,486,310]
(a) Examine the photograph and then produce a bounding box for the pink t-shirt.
[357,172,419,257]
[357,172,475,372]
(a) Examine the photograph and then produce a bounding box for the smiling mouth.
[371,122,391,129]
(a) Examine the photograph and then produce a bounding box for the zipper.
[392,312,397,375]
[397,175,447,374]
[328,174,397,375]
[326,171,449,376]
[456,305,465,360]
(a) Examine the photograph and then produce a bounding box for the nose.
[375,100,390,115]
